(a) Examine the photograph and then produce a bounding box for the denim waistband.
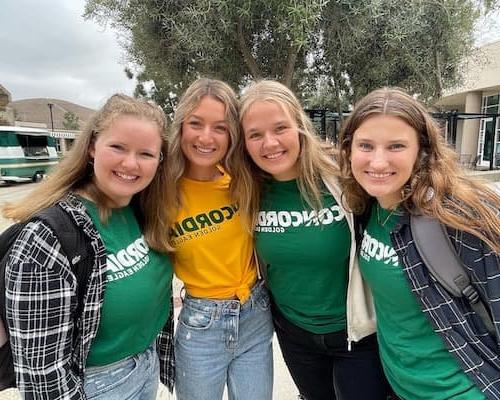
[183,280,267,316]
[85,342,156,374]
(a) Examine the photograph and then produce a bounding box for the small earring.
[159,152,164,162]
[424,187,435,202]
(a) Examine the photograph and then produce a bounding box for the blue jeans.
[175,281,274,400]
[84,344,159,400]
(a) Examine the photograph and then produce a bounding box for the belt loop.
[213,302,221,320]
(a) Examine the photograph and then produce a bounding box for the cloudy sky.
[1,1,500,110]
[1,0,136,109]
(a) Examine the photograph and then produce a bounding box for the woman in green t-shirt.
[337,87,500,399]
[233,80,392,400]
[3,94,175,400]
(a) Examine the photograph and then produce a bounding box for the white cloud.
[0,0,136,109]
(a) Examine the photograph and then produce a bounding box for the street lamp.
[47,102,54,132]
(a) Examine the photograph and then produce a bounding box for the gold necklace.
[377,204,397,227]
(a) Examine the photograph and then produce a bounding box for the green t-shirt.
[255,179,350,334]
[83,200,173,366]
[359,203,484,400]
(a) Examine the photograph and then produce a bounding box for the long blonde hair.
[338,87,500,252]
[165,78,240,230]
[232,80,339,227]
[3,94,173,252]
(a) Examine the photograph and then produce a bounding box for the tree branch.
[434,47,444,98]
[236,17,262,79]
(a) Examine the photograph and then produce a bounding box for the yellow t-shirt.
[171,171,257,302]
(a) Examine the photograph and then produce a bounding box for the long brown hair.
[233,80,339,228]
[3,94,172,252]
[338,87,500,252]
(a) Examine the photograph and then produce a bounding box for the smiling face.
[350,114,420,209]
[242,100,300,181]
[180,96,230,180]
[89,115,162,208]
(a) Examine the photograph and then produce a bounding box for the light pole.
[47,102,54,132]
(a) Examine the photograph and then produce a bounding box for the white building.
[436,40,500,169]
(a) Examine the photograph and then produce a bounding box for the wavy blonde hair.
[165,78,240,230]
[3,94,172,252]
[232,80,339,228]
[338,87,500,252]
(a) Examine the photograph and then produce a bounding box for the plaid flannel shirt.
[5,193,174,400]
[390,213,500,399]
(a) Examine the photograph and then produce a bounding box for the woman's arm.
[6,220,85,400]
[453,229,500,344]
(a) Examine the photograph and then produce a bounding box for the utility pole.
[47,102,55,132]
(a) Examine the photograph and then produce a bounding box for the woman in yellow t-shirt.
[165,78,273,400]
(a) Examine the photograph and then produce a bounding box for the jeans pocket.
[84,357,138,399]
[179,303,214,330]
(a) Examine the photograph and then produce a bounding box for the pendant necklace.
[377,203,397,227]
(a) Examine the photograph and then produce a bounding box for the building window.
[479,93,500,166]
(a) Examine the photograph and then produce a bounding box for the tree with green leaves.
[85,0,499,115]
[85,0,327,113]
[302,0,499,119]
[62,111,80,130]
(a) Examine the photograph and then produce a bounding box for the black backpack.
[0,205,94,390]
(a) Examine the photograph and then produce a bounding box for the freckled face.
[242,101,300,181]
[350,114,420,208]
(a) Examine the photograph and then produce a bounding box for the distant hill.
[9,98,95,130]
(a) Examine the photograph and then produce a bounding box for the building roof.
[9,98,95,130]
[438,40,500,108]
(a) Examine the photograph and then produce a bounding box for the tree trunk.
[236,17,262,79]
[283,44,300,88]
[434,48,444,99]
[332,76,343,124]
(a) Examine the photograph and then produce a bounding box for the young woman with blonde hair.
[3,94,174,400]
[235,80,391,400]
[166,78,273,400]
[338,87,500,399]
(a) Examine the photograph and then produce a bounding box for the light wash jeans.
[84,343,159,400]
[175,281,274,400]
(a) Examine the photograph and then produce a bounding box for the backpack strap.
[0,223,27,327]
[0,223,25,390]
[34,205,94,318]
[410,214,495,336]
